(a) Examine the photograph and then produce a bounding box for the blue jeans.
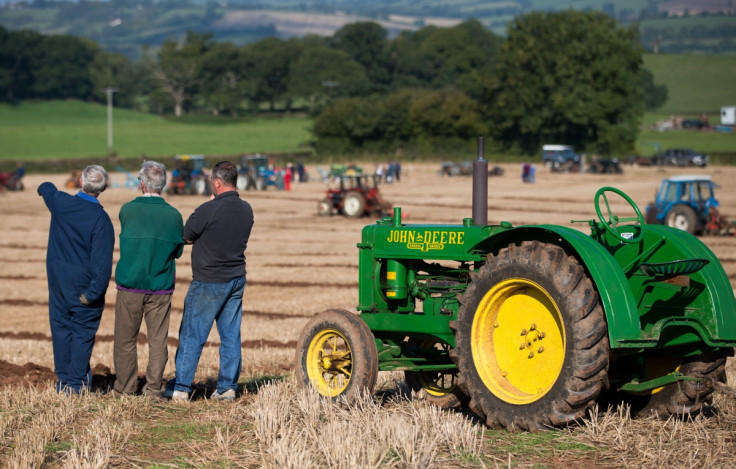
[173,276,245,394]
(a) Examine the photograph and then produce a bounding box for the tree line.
[0,11,667,156]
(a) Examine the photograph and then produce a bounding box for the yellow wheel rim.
[306,329,353,397]
[416,371,457,397]
[412,341,457,397]
[471,278,566,404]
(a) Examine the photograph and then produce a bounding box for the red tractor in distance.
[318,174,392,218]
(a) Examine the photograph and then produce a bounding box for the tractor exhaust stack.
[472,136,488,225]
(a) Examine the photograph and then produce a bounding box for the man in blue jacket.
[38,165,115,394]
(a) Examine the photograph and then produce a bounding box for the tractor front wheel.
[237,174,250,191]
[295,309,378,401]
[451,241,609,431]
[666,205,697,234]
[343,192,366,218]
[317,199,333,216]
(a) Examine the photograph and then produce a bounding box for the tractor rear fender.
[473,225,642,347]
[475,224,736,349]
[636,224,736,345]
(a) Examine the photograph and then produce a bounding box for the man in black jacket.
[166,161,254,401]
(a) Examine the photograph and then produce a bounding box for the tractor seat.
[640,259,709,287]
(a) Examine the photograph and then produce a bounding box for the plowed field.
[1,162,735,386]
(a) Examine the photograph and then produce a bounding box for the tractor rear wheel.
[317,199,333,216]
[295,309,378,401]
[450,241,609,431]
[404,339,467,410]
[343,192,366,218]
[622,350,729,418]
[665,205,697,234]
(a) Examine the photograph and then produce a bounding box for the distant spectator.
[284,164,292,191]
[376,163,384,182]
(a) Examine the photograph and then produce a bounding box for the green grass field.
[642,53,736,115]
[2,97,734,165]
[0,100,313,161]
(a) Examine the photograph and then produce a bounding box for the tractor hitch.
[618,371,703,393]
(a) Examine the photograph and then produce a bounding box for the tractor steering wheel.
[594,187,645,244]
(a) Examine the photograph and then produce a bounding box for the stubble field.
[2,162,736,468]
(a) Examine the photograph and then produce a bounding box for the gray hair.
[212,161,238,187]
[80,165,108,196]
[138,161,167,194]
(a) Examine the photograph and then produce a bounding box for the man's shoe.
[211,389,236,401]
[169,390,190,401]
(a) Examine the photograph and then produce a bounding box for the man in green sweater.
[113,161,184,398]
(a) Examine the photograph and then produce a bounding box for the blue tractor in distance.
[645,175,731,235]
[237,154,277,191]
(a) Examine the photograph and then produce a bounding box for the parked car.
[541,144,581,172]
[438,161,472,176]
[653,148,708,167]
[438,161,505,177]
[681,118,705,130]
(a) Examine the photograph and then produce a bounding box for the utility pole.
[102,87,118,156]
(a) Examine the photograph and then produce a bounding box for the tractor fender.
[476,225,642,346]
[639,224,736,345]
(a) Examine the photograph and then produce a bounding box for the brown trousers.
[113,290,172,397]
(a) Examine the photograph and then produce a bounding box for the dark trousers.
[49,293,103,393]
[113,290,172,397]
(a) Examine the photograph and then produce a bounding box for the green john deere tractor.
[295,141,736,431]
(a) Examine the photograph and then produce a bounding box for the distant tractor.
[329,163,363,178]
[645,175,730,235]
[169,155,211,195]
[317,174,392,218]
[588,157,623,174]
[439,161,505,177]
[237,154,277,191]
[296,141,736,431]
[0,164,24,191]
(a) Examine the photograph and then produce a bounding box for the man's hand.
[79,293,90,305]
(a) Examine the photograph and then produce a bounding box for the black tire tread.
[294,309,378,402]
[452,241,610,431]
